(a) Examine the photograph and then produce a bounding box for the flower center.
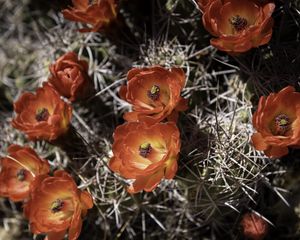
[139,143,152,158]
[16,169,26,181]
[35,108,50,122]
[147,85,160,101]
[64,68,72,79]
[51,199,64,213]
[274,114,290,135]
[229,15,248,32]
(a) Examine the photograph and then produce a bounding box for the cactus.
[1,0,300,239]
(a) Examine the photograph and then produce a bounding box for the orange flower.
[24,170,93,240]
[252,86,300,158]
[201,0,275,54]
[0,145,50,202]
[241,213,268,240]
[12,83,72,141]
[62,0,117,32]
[48,52,94,102]
[109,122,180,193]
[119,66,188,125]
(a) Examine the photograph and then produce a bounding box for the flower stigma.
[16,169,26,181]
[35,108,50,122]
[229,15,248,32]
[51,199,64,213]
[139,143,152,158]
[147,85,160,101]
[274,114,290,135]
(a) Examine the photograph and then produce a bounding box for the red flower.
[252,86,300,158]
[24,170,93,240]
[62,0,117,32]
[12,83,72,141]
[241,213,268,240]
[201,0,275,54]
[0,145,50,202]
[109,122,181,193]
[48,52,94,102]
[119,66,188,125]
